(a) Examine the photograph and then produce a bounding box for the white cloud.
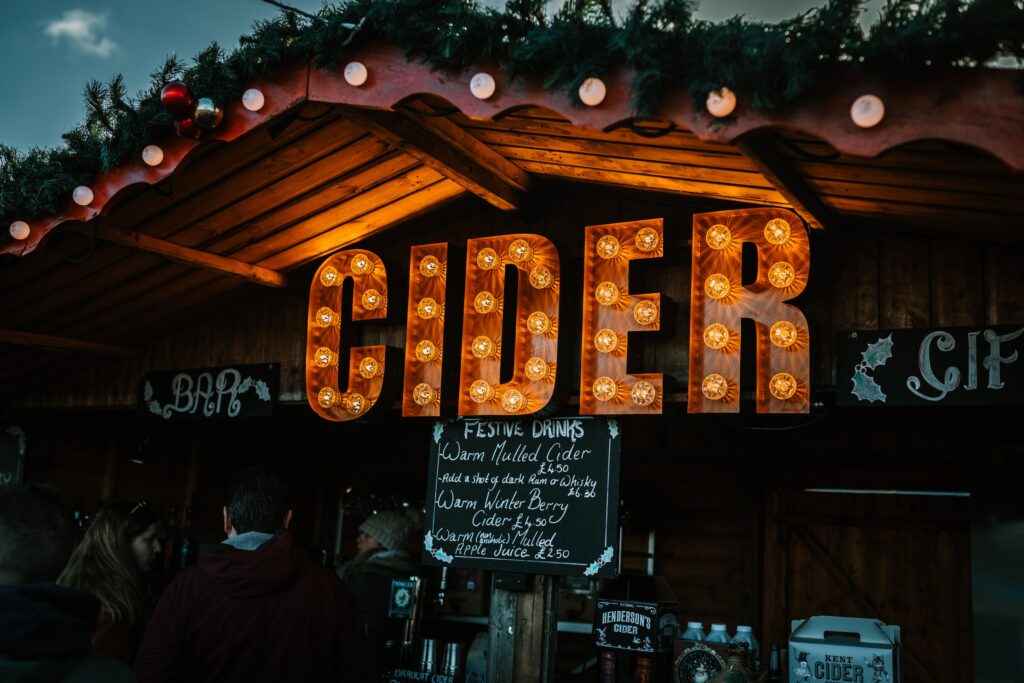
[44,9,118,58]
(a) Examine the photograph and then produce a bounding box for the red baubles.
[174,118,202,139]
[160,82,195,120]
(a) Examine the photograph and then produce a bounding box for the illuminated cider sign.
[306,208,810,419]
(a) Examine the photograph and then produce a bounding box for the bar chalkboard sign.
[138,364,279,421]
[837,325,1024,407]
[423,417,621,578]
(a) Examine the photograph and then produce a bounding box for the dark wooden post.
[488,575,558,683]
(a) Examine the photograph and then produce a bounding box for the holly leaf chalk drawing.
[254,380,271,402]
[861,334,894,369]
[607,419,619,440]
[850,334,894,404]
[584,545,616,576]
[423,530,453,564]
[433,422,444,444]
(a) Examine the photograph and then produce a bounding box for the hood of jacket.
[197,529,310,598]
[0,583,99,660]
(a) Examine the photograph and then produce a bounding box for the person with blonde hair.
[58,501,161,666]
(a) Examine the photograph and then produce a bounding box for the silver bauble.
[193,97,223,130]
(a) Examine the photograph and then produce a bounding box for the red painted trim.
[7,44,1023,258]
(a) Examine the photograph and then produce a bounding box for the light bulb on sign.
[592,376,618,402]
[769,372,798,400]
[704,274,731,300]
[417,297,440,320]
[527,311,552,335]
[630,381,657,407]
[242,88,265,111]
[361,289,383,310]
[317,386,339,408]
[701,374,729,401]
[633,300,659,326]
[344,62,369,87]
[635,227,660,252]
[319,266,341,287]
[413,383,437,406]
[473,291,497,314]
[477,248,499,270]
[528,266,553,289]
[358,356,381,379]
[471,336,496,359]
[764,218,791,245]
[850,94,884,128]
[72,186,94,206]
[343,393,367,415]
[706,87,737,117]
[770,321,798,348]
[595,282,620,306]
[578,77,607,106]
[525,357,550,381]
[419,255,442,277]
[508,239,533,263]
[415,340,439,363]
[703,324,731,350]
[768,262,796,289]
[469,380,494,403]
[314,347,338,367]
[141,145,164,166]
[9,221,30,240]
[706,224,732,249]
[501,389,526,413]
[350,253,374,275]
[596,235,621,260]
[315,307,339,327]
[594,329,619,353]
[470,72,496,100]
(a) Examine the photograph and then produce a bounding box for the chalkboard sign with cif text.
[423,417,621,578]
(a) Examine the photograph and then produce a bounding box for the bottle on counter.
[681,621,706,641]
[706,623,730,644]
[729,625,759,664]
[766,642,782,683]
[634,655,653,683]
[598,651,616,683]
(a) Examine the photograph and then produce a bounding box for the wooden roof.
[1,43,1022,396]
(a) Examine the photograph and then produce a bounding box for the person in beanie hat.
[338,509,421,669]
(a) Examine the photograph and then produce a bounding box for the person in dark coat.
[134,466,370,683]
[338,509,422,667]
[0,484,135,682]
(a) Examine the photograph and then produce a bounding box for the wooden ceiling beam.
[0,328,140,357]
[84,224,292,289]
[735,133,838,230]
[341,103,533,212]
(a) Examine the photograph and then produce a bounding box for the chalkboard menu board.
[423,417,621,578]
[138,364,279,421]
[0,426,26,485]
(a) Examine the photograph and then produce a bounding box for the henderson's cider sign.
[305,207,811,421]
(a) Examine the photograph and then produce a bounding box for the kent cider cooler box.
[789,616,901,683]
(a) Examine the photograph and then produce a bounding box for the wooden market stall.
[2,4,1023,682]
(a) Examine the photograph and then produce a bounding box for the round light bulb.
[417,297,440,320]
[344,61,369,87]
[630,381,657,407]
[358,356,381,379]
[770,321,799,348]
[72,186,94,206]
[706,224,732,249]
[701,374,729,401]
[477,247,499,270]
[471,335,496,359]
[528,265,553,289]
[764,218,791,245]
[596,235,621,260]
[242,88,265,111]
[592,376,618,402]
[508,239,533,263]
[319,266,341,287]
[635,227,660,252]
[850,94,884,128]
[343,392,367,415]
[525,357,550,381]
[415,340,438,363]
[633,300,659,326]
[361,288,383,310]
[527,311,551,335]
[469,380,494,403]
[470,72,496,100]
[769,372,798,400]
[473,290,497,314]
[317,386,339,408]
[705,274,731,300]
[595,282,620,306]
[141,145,164,166]
[350,253,373,275]
[706,87,737,118]
[768,262,796,288]
[578,77,607,106]
[703,324,731,350]
[412,383,437,406]
[501,389,526,413]
[315,307,339,327]
[9,221,30,240]
[314,347,338,367]
[419,255,442,277]
[594,328,619,353]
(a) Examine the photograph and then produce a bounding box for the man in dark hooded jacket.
[134,466,369,682]
[0,484,135,682]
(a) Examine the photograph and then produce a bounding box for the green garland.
[2,0,1023,245]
